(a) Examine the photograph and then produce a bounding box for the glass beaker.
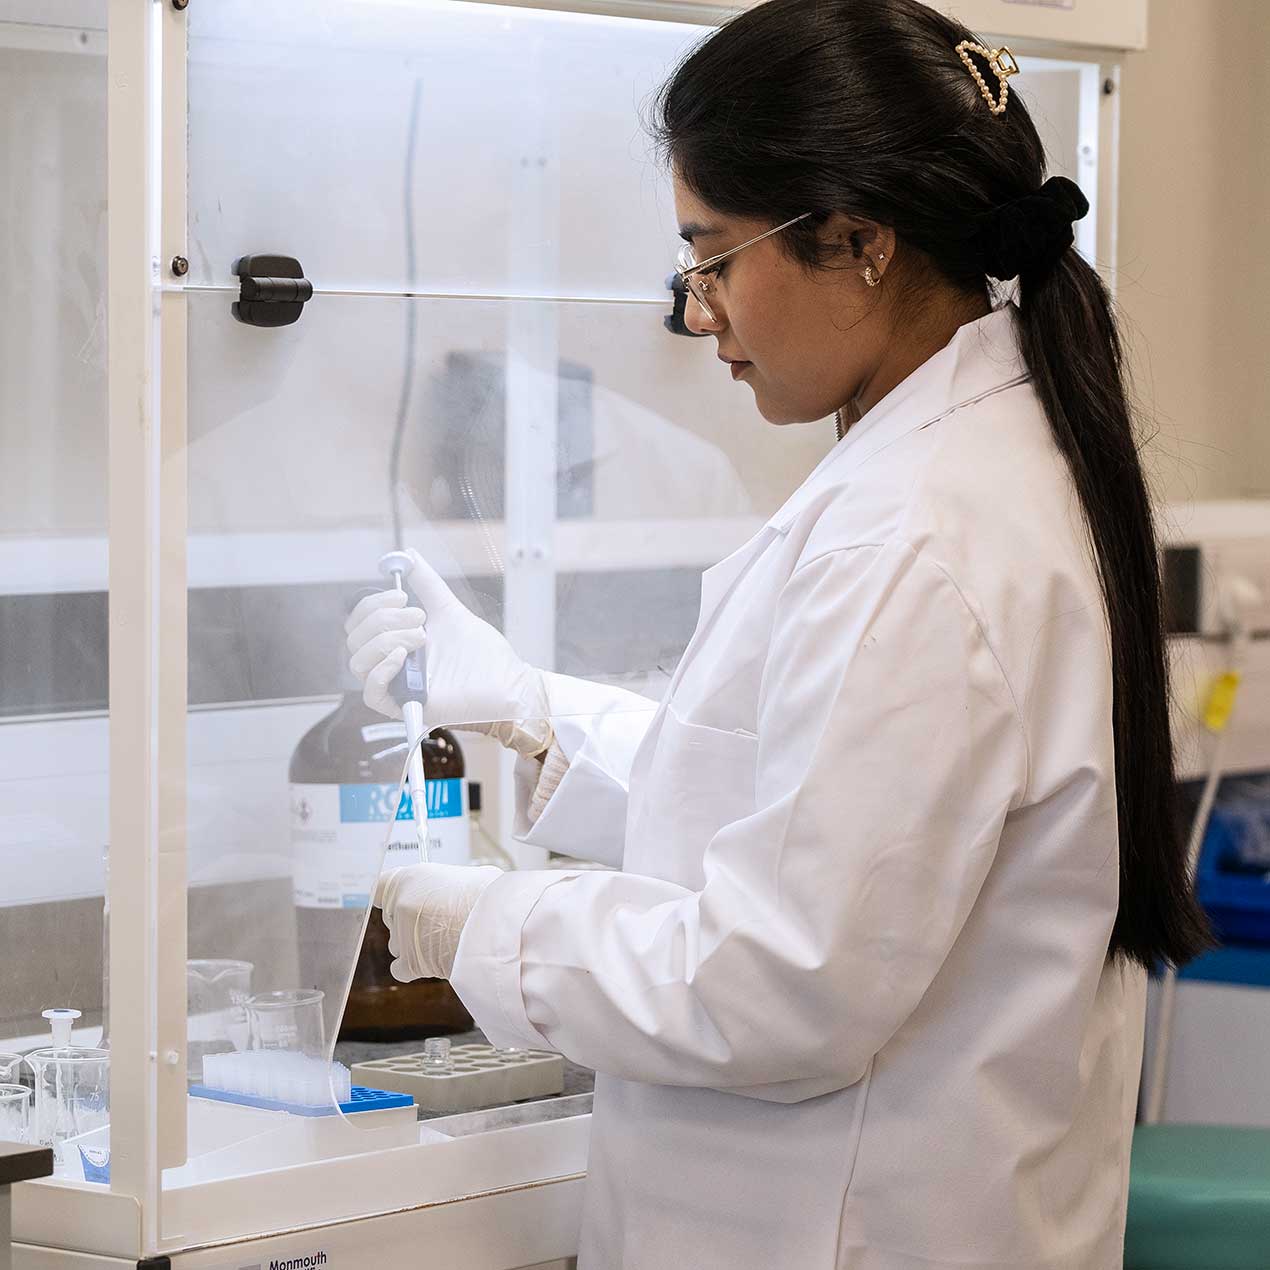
[186,959,253,1083]
[24,1047,109,1172]
[0,1053,23,1083]
[248,989,325,1059]
[0,1084,31,1143]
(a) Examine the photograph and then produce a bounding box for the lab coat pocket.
[623,704,759,889]
[669,645,765,737]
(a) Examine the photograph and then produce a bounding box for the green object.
[1126,1124,1270,1269]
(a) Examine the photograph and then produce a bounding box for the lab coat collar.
[671,308,1028,695]
[766,305,1029,534]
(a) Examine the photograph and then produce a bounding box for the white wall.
[1119,0,1270,502]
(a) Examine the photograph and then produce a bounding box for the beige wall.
[1119,0,1270,502]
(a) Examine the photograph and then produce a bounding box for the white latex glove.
[345,547,553,757]
[374,863,501,982]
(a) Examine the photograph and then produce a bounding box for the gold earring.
[864,265,879,288]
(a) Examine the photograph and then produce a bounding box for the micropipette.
[378,551,430,859]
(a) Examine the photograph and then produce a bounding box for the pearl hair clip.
[955,40,1020,116]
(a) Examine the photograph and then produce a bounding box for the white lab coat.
[451,306,1146,1269]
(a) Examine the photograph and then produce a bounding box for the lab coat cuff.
[525,739,571,827]
[511,671,655,866]
[450,868,581,1052]
[513,747,627,866]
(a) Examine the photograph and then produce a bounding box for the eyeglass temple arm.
[687,212,815,275]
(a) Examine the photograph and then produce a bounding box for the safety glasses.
[674,212,813,324]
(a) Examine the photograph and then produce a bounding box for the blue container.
[1196,784,1270,945]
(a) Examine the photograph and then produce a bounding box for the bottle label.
[290,779,470,909]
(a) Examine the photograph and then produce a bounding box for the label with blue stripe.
[339,778,465,824]
[292,779,472,908]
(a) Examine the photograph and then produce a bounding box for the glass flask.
[24,1047,110,1172]
[0,1084,31,1143]
[247,988,327,1058]
[186,959,254,1082]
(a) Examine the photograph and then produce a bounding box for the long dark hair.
[653,0,1210,968]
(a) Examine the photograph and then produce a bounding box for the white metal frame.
[155,0,192,1185]
[463,0,1149,45]
[105,0,166,1244]
[99,0,196,1238]
[501,40,563,867]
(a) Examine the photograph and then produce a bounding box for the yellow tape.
[1203,670,1241,733]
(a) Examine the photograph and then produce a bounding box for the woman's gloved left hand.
[374,863,501,982]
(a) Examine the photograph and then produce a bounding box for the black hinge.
[137,1257,172,1270]
[232,254,313,327]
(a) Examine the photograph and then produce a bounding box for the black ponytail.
[653,0,1211,968]
[1017,252,1210,964]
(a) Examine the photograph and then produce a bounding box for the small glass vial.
[422,1037,452,1074]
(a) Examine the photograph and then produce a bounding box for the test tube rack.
[350,1044,564,1113]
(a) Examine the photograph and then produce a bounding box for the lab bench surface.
[0,1141,52,1187]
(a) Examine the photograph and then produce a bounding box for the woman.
[346,0,1209,1264]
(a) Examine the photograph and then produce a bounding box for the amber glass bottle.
[290,678,473,1041]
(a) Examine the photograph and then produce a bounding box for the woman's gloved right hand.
[345,547,553,758]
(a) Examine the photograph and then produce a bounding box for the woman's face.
[673,175,891,426]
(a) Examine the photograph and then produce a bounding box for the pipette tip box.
[188,1083,414,1118]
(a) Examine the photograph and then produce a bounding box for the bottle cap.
[43,1008,81,1049]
